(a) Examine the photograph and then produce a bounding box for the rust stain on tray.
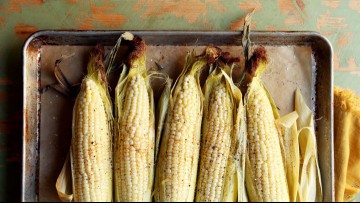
[0,0,43,13]
[14,24,38,40]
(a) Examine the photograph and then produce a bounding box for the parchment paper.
[39,45,312,201]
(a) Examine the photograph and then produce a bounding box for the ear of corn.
[195,70,233,202]
[55,46,113,202]
[154,50,205,202]
[295,88,323,202]
[114,35,155,202]
[194,47,247,202]
[244,47,290,202]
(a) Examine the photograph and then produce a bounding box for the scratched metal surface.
[22,31,333,202]
[0,0,357,201]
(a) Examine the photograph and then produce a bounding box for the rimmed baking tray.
[22,31,333,202]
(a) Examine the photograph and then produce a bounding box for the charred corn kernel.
[114,35,155,202]
[245,47,289,202]
[71,46,113,202]
[196,79,232,202]
[154,51,205,202]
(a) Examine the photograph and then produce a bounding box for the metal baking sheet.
[22,31,334,202]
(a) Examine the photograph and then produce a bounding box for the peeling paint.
[334,51,359,72]
[265,25,278,31]
[75,0,126,29]
[90,4,126,28]
[239,0,262,13]
[14,24,38,40]
[0,17,5,29]
[133,0,224,24]
[0,0,43,13]
[322,0,340,8]
[338,32,351,47]
[349,0,360,13]
[230,17,256,31]
[296,0,306,11]
[277,0,305,26]
[208,1,226,13]
[317,11,348,30]
[66,0,77,4]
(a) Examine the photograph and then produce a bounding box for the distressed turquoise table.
[0,0,359,201]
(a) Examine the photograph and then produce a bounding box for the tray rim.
[22,30,334,202]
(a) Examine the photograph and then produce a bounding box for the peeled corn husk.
[113,34,155,202]
[295,88,323,202]
[155,76,172,162]
[56,45,113,202]
[153,50,206,202]
[276,111,300,202]
[221,68,247,203]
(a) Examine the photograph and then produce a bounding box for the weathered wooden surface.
[0,0,359,201]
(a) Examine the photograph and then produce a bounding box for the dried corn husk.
[276,111,300,202]
[155,76,172,162]
[221,67,248,202]
[295,88,323,202]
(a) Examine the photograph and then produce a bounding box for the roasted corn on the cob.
[195,47,246,202]
[114,35,155,202]
[244,47,290,202]
[70,45,113,202]
[154,50,206,202]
